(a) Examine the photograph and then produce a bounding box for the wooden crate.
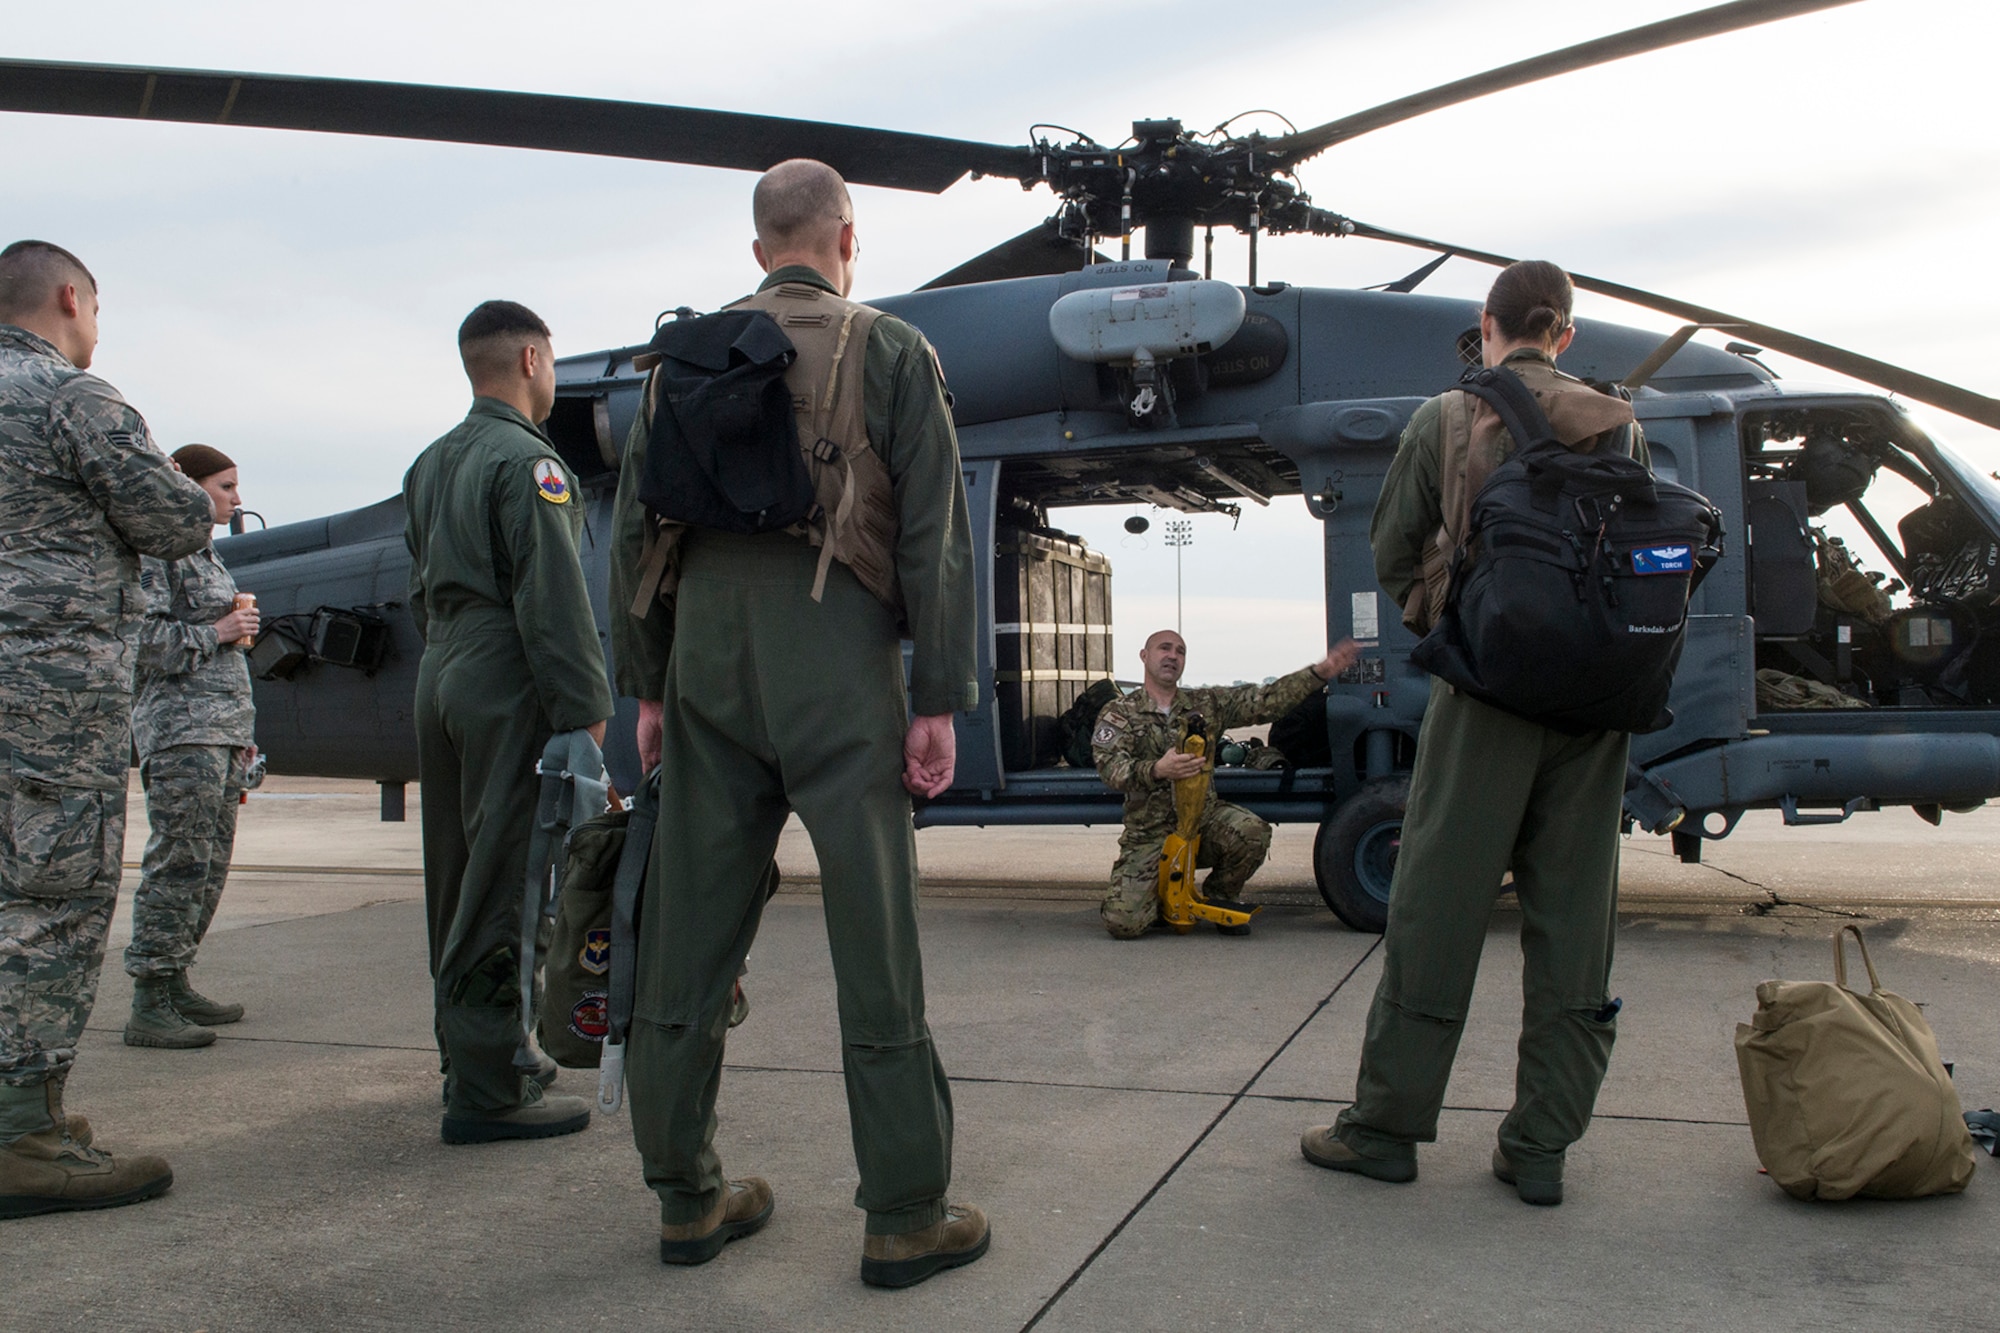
[994,531,1113,769]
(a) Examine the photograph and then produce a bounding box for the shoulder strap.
[1454,365,1561,456]
[821,305,880,451]
[807,305,882,602]
[626,368,683,618]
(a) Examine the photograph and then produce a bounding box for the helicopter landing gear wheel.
[1314,778,1408,934]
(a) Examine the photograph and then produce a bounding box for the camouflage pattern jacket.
[1092,666,1324,835]
[133,544,255,758]
[0,325,214,788]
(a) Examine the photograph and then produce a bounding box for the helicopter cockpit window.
[1743,406,1999,711]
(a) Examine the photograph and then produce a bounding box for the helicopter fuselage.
[217,259,2000,927]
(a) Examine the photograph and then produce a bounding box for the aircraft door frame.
[949,456,1006,793]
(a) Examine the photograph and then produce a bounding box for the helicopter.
[5,0,1999,932]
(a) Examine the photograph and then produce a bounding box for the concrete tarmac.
[11,778,1999,1331]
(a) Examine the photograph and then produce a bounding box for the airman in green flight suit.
[612,160,988,1288]
[1302,261,1643,1207]
[403,300,614,1145]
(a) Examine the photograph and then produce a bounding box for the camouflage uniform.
[1092,667,1324,937]
[124,546,255,979]
[0,324,214,1090]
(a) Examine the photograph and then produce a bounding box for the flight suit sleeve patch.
[532,457,572,505]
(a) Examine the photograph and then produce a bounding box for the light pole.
[1163,518,1193,633]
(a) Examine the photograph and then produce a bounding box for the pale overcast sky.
[4,0,1996,682]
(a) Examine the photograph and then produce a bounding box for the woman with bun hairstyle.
[1301,261,1645,1207]
[122,443,260,1050]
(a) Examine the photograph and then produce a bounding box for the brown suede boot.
[860,1203,990,1288]
[1300,1126,1417,1183]
[659,1177,774,1265]
[0,1083,172,1220]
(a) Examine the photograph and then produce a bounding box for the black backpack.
[635,309,819,533]
[1268,683,1332,768]
[1410,366,1724,735]
[1057,678,1122,768]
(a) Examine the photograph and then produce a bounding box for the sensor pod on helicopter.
[1047,280,1247,365]
[1049,280,1247,418]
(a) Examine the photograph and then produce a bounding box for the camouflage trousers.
[125,744,243,980]
[1102,801,1273,938]
[0,771,126,1085]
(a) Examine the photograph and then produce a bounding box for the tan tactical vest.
[1408,356,1635,634]
[631,281,906,626]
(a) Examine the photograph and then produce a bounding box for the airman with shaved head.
[402,298,612,1146]
[0,239,216,1218]
[752,157,856,274]
[1092,630,1359,938]
[613,158,986,1287]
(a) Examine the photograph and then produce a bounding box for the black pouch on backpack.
[636,309,817,533]
[1411,366,1724,735]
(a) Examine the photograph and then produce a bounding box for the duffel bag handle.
[1832,923,1884,994]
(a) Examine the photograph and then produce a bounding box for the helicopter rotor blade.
[1268,0,1862,167]
[0,58,1036,194]
[919,220,1107,290]
[1343,219,2000,433]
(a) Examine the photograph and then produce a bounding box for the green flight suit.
[404,399,613,1114]
[1091,668,1325,936]
[611,266,977,1235]
[1333,350,1641,1181]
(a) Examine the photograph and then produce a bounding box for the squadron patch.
[579,928,611,976]
[1092,723,1118,747]
[568,991,609,1042]
[533,457,571,505]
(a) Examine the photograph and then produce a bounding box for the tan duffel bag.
[1736,924,1976,1200]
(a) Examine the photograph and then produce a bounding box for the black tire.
[1313,778,1409,934]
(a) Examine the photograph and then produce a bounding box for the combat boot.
[164,971,244,1026]
[2,1075,93,1147]
[1492,1148,1563,1206]
[659,1176,774,1265]
[440,1050,556,1106]
[860,1202,991,1288]
[124,976,217,1049]
[1299,1126,1417,1183]
[0,1082,172,1219]
[440,1079,590,1145]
